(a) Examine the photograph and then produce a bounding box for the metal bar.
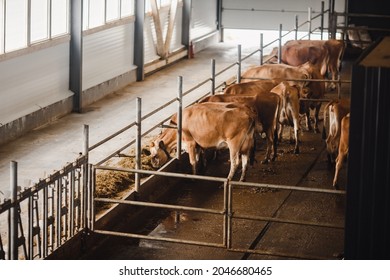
[28,195,33,259]
[83,125,89,229]
[135,98,142,192]
[27,0,31,46]
[176,76,183,160]
[260,33,263,65]
[233,212,344,230]
[236,44,241,83]
[2,0,6,53]
[278,24,282,64]
[94,165,346,195]
[95,197,224,215]
[88,122,136,151]
[308,7,312,40]
[56,179,62,248]
[48,0,52,39]
[211,59,215,95]
[10,161,18,260]
[227,181,233,249]
[94,229,225,249]
[91,166,96,232]
[134,0,145,80]
[321,1,325,40]
[70,169,75,236]
[295,15,298,40]
[43,183,48,257]
[104,0,107,24]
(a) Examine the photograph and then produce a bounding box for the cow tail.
[322,100,333,140]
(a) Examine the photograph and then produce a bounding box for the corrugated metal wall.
[0,42,73,125]
[190,0,217,41]
[83,23,136,90]
[345,39,390,259]
[221,0,344,30]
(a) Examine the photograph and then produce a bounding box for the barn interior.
[0,0,389,261]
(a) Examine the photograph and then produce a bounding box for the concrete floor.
[0,42,261,198]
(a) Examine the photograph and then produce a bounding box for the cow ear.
[270,82,285,95]
[142,148,151,156]
[158,140,166,150]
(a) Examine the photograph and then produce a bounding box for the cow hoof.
[333,183,339,190]
[314,128,320,134]
[294,148,300,154]
[261,159,270,164]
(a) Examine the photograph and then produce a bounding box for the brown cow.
[322,98,351,164]
[298,62,326,133]
[278,39,346,90]
[200,91,281,163]
[241,63,311,91]
[333,113,350,189]
[150,102,256,181]
[224,81,301,154]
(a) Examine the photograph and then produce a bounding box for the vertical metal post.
[321,1,325,40]
[278,24,282,64]
[260,33,263,65]
[56,179,62,248]
[90,166,96,231]
[43,180,48,257]
[82,124,89,229]
[211,59,215,95]
[226,180,232,249]
[10,161,18,260]
[70,0,83,113]
[308,7,312,40]
[135,97,142,192]
[295,15,298,40]
[177,76,183,160]
[28,195,33,260]
[222,179,228,248]
[237,44,241,84]
[70,169,75,236]
[27,0,31,46]
[134,0,145,81]
[48,0,52,39]
[2,0,6,53]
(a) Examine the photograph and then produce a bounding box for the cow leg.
[240,154,249,182]
[227,150,239,181]
[187,142,198,175]
[293,117,300,154]
[305,110,313,132]
[313,103,321,133]
[333,151,346,189]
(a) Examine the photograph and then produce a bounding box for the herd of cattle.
[148,39,351,189]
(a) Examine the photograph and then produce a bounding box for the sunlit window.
[83,0,135,30]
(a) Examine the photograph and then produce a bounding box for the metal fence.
[0,1,348,260]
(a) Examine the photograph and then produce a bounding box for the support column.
[69,0,83,113]
[134,0,145,81]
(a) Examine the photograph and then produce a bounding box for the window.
[0,0,69,55]
[83,0,135,31]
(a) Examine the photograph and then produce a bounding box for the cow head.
[149,139,171,169]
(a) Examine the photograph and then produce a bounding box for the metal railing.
[0,0,347,259]
[91,166,345,260]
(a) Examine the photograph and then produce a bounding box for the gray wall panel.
[83,23,136,90]
[0,42,72,125]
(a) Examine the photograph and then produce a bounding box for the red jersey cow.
[333,113,350,189]
[149,102,256,181]
[322,98,351,165]
[278,39,346,90]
